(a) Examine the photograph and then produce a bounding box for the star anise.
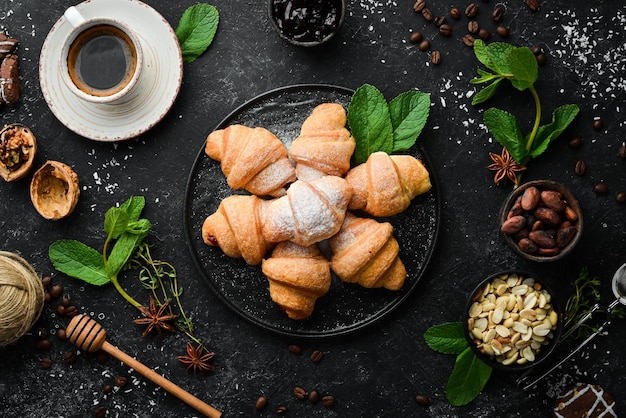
[177,342,216,375]
[133,296,178,337]
[487,147,526,185]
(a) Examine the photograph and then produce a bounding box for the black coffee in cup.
[67,24,137,97]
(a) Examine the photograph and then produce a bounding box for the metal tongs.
[517,262,626,391]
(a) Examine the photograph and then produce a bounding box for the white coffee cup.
[60,6,144,104]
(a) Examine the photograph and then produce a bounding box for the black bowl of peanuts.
[464,271,563,372]
[499,180,583,262]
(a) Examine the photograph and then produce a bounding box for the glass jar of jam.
[269,0,345,46]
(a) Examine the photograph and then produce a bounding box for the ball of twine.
[0,251,44,347]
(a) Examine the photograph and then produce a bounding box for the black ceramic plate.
[184,84,440,338]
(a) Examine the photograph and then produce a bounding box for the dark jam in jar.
[271,0,343,44]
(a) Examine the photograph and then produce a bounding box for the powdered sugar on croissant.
[205,124,296,197]
[289,103,356,181]
[262,176,352,247]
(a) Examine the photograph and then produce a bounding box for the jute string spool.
[0,251,44,347]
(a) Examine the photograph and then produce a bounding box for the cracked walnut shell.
[30,160,80,220]
[0,124,37,182]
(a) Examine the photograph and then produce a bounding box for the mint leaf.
[480,40,515,75]
[120,196,145,222]
[348,84,394,164]
[446,347,492,406]
[471,77,503,105]
[105,232,147,277]
[126,219,152,235]
[175,3,219,63]
[389,91,430,152]
[528,104,580,158]
[49,240,109,286]
[104,207,130,240]
[424,322,468,355]
[483,108,529,165]
[506,47,538,91]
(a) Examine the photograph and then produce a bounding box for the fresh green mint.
[470,40,579,176]
[424,322,492,406]
[175,3,219,63]
[49,196,151,307]
[348,84,430,164]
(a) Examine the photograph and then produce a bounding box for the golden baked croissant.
[202,194,273,265]
[328,212,406,290]
[205,124,296,197]
[346,151,431,217]
[289,103,356,181]
[261,175,352,247]
[261,241,331,320]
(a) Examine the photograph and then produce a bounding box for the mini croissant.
[205,125,296,197]
[289,103,356,181]
[202,194,273,265]
[328,212,406,290]
[346,151,431,217]
[261,176,352,247]
[261,241,331,320]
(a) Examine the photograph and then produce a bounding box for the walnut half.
[30,160,80,220]
[0,123,37,182]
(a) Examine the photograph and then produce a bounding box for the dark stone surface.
[1,0,624,417]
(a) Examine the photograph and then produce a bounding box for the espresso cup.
[60,6,143,104]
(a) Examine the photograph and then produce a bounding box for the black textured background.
[1,0,624,417]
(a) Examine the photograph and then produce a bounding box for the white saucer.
[39,0,183,141]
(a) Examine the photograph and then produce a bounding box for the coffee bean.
[619,144,626,159]
[322,395,335,408]
[450,7,461,19]
[593,118,603,130]
[421,8,433,21]
[526,0,539,11]
[63,351,77,365]
[478,28,491,40]
[49,284,63,299]
[431,50,441,65]
[465,3,479,18]
[275,405,288,415]
[536,52,547,66]
[102,384,113,395]
[616,191,626,204]
[115,376,128,387]
[418,40,431,52]
[95,406,107,418]
[594,182,608,195]
[287,344,302,354]
[531,45,543,55]
[44,292,51,304]
[434,16,446,27]
[413,0,426,12]
[308,389,320,404]
[575,160,586,176]
[462,34,475,47]
[409,31,423,44]
[415,394,430,405]
[255,396,268,411]
[293,386,307,400]
[492,6,504,22]
[496,25,509,37]
[61,295,71,307]
[568,136,583,148]
[64,305,79,318]
[41,275,52,288]
[36,339,51,351]
[467,20,479,34]
[40,357,52,369]
[439,24,452,36]
[310,349,324,363]
[56,305,66,316]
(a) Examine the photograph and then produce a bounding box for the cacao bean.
[529,230,556,248]
[501,215,526,234]
[518,238,538,254]
[533,207,561,227]
[521,187,540,210]
[556,226,577,248]
[540,190,566,212]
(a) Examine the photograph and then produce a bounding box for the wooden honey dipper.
[66,314,222,418]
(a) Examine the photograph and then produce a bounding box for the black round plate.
[184,84,440,338]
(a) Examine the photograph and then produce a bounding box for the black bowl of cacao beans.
[464,270,563,372]
[499,180,583,262]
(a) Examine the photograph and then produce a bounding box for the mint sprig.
[49,196,151,307]
[175,3,219,63]
[424,322,492,406]
[470,40,579,172]
[348,84,430,164]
